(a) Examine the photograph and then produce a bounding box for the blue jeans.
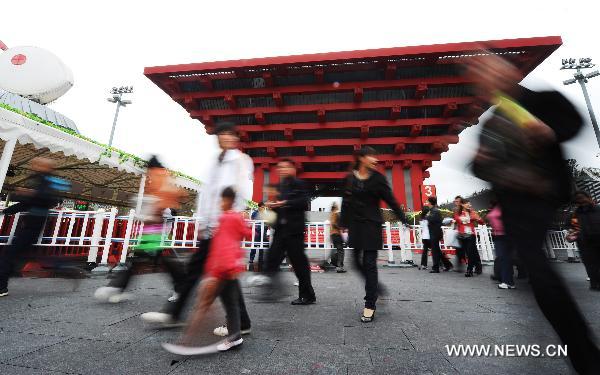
[494,235,513,285]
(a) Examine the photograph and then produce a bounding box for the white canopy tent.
[0,107,200,213]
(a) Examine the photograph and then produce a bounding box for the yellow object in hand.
[494,92,537,128]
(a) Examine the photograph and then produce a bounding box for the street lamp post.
[106,86,133,148]
[561,58,600,152]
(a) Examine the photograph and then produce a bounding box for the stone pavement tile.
[445,356,573,375]
[343,325,413,349]
[170,338,277,375]
[256,342,348,375]
[85,332,185,375]
[21,315,154,344]
[7,337,127,374]
[368,348,458,375]
[0,363,73,375]
[0,332,68,362]
[249,320,344,345]
[29,299,143,326]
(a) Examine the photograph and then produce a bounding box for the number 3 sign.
[420,185,436,204]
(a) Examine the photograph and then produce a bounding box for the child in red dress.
[163,187,252,354]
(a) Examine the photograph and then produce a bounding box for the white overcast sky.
[2,0,599,204]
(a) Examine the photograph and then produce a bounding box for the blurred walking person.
[0,158,84,297]
[470,52,600,374]
[329,202,346,273]
[94,156,186,303]
[454,199,484,277]
[569,191,600,290]
[418,205,431,270]
[250,159,316,305]
[162,187,252,354]
[141,122,254,339]
[426,196,452,273]
[340,147,407,322]
[452,195,466,271]
[487,199,514,289]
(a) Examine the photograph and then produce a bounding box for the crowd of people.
[1,52,600,374]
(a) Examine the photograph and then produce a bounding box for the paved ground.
[0,261,598,374]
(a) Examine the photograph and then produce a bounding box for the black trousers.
[0,215,46,290]
[459,235,481,272]
[431,235,452,270]
[330,233,345,268]
[580,242,600,288]
[420,239,431,266]
[163,239,251,328]
[498,192,599,374]
[353,249,379,309]
[265,232,315,300]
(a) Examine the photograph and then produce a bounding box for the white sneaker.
[246,275,271,287]
[94,287,121,302]
[216,338,243,351]
[587,277,591,281]
[108,292,132,303]
[168,292,179,302]
[498,283,516,290]
[213,325,252,337]
[293,281,300,286]
[140,312,181,326]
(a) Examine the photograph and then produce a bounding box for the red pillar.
[269,164,279,185]
[392,162,406,210]
[410,162,424,211]
[252,166,264,202]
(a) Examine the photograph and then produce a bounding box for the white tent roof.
[0,107,200,211]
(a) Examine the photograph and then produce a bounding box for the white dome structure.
[0,46,74,104]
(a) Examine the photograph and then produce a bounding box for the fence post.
[113,209,135,272]
[385,222,395,265]
[86,209,105,265]
[7,212,20,245]
[92,207,117,274]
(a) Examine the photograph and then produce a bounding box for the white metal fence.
[0,209,578,270]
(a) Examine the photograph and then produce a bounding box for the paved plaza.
[0,262,598,374]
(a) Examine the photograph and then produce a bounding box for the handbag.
[445,229,460,248]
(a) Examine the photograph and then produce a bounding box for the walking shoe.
[94,287,121,302]
[140,312,184,327]
[291,297,316,305]
[213,325,252,337]
[336,267,347,273]
[246,275,271,287]
[418,265,428,270]
[361,308,375,323]
[498,283,516,289]
[429,269,440,273]
[475,265,483,275]
[108,292,133,303]
[293,281,300,286]
[0,288,8,297]
[217,338,244,352]
[465,271,474,277]
[167,292,179,302]
[162,342,219,356]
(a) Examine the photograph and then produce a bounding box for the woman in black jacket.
[340,147,407,322]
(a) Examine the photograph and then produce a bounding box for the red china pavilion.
[145,36,561,210]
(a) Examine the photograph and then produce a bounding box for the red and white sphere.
[0,46,74,104]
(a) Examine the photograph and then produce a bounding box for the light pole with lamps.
[561,58,600,152]
[106,86,133,148]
